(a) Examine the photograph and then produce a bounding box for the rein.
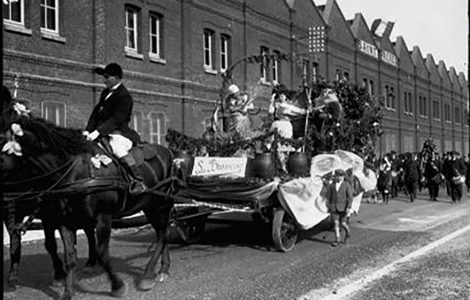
[4,156,82,201]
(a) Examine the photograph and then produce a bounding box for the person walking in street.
[424,153,442,201]
[377,154,392,204]
[84,62,146,195]
[443,151,466,203]
[442,152,452,196]
[403,153,421,202]
[390,151,402,198]
[326,169,353,247]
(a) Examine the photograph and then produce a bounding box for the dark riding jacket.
[85,84,140,145]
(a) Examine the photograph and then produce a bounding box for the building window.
[42,101,66,126]
[403,91,413,114]
[419,95,427,117]
[455,107,461,124]
[432,100,440,120]
[444,103,451,123]
[260,46,269,82]
[4,0,24,24]
[40,0,58,33]
[220,34,231,72]
[384,85,395,110]
[203,29,215,71]
[125,6,139,52]
[149,13,163,59]
[272,50,280,84]
[149,112,166,145]
[131,110,143,134]
[369,80,375,95]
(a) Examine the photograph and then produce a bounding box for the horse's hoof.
[137,276,157,291]
[156,272,169,283]
[110,280,127,298]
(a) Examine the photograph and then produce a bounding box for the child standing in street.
[327,169,353,247]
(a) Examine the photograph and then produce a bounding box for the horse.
[1,116,179,299]
[3,148,99,291]
[1,91,100,291]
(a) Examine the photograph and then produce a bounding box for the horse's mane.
[17,117,93,157]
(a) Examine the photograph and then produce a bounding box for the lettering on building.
[381,50,397,66]
[359,40,378,58]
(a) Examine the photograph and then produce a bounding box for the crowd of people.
[365,150,469,204]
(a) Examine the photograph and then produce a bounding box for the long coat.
[327,180,353,213]
[85,84,140,145]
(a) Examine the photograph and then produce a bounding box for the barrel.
[253,153,276,179]
[287,152,309,176]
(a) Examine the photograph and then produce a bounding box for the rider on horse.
[83,62,146,195]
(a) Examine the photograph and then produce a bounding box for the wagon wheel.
[175,216,207,244]
[272,208,298,252]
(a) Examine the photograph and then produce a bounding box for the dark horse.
[2,88,98,292]
[2,116,178,299]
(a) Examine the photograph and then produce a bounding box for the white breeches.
[109,134,132,158]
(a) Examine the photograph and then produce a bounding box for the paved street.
[3,189,469,300]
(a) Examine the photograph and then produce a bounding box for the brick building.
[3,0,469,155]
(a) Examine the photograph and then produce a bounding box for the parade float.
[164,52,383,252]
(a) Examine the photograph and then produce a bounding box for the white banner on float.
[191,157,247,178]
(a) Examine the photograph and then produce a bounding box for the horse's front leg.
[57,226,77,300]
[82,224,99,273]
[5,222,21,290]
[43,222,66,287]
[95,214,126,298]
[138,206,171,291]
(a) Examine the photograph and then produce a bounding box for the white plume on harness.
[2,123,24,156]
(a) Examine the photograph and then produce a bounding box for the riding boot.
[120,154,147,195]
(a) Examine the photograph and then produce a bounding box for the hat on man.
[334,169,346,177]
[227,84,240,96]
[93,63,123,78]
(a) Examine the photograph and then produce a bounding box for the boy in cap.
[84,62,146,195]
[326,168,353,247]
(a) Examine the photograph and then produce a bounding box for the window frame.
[220,34,230,72]
[272,50,281,84]
[455,106,461,124]
[444,103,451,123]
[149,12,164,60]
[41,100,66,127]
[4,0,25,25]
[203,29,216,72]
[149,111,167,145]
[432,100,440,120]
[260,46,269,82]
[125,6,139,53]
[40,0,59,34]
[419,95,428,118]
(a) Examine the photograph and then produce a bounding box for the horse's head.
[1,118,94,181]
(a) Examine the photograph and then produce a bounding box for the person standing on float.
[83,63,146,195]
[225,84,255,139]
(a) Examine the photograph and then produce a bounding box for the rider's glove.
[86,130,100,141]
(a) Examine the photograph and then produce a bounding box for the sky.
[317,0,468,76]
